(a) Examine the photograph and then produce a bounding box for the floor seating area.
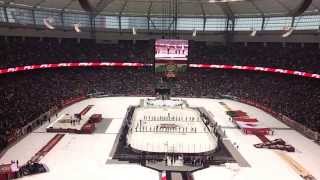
[227,110,271,135]
[226,110,295,152]
[46,106,101,134]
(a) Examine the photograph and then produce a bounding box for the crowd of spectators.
[189,41,320,73]
[0,67,155,150]
[0,67,319,151]
[1,37,319,74]
[0,36,154,68]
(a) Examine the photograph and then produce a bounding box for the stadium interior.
[0,0,319,180]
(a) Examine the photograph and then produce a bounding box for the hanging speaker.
[132,27,136,35]
[282,27,294,38]
[250,28,257,37]
[78,0,94,12]
[74,23,81,32]
[192,29,197,37]
[43,17,55,30]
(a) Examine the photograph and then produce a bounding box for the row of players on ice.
[143,115,201,122]
[132,124,213,133]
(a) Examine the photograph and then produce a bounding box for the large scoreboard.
[155,39,188,77]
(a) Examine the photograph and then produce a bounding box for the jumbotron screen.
[155,39,189,61]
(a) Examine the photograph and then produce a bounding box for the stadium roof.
[0,0,319,18]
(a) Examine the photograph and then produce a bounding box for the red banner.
[189,64,320,79]
[0,62,319,80]
[0,62,152,75]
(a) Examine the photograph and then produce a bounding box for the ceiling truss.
[0,0,318,18]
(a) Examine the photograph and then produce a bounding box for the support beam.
[78,0,114,16]
[89,14,96,38]
[274,0,293,15]
[31,0,47,30]
[60,12,65,30]
[94,0,115,16]
[168,18,175,30]
[291,0,313,16]
[118,0,128,33]
[2,0,14,5]
[225,17,235,45]
[291,16,295,27]
[119,0,128,17]
[118,15,121,32]
[79,0,94,11]
[248,0,264,17]
[218,2,234,19]
[203,17,206,32]
[228,17,235,31]
[150,19,157,30]
[62,0,74,11]
[61,1,74,22]
[261,16,265,30]
[147,1,153,17]
[33,0,46,8]
[3,7,9,23]
[147,2,153,32]
[217,1,235,44]
[31,9,36,28]
[198,0,206,32]
[59,0,74,30]
[174,0,178,34]
[198,0,206,17]
[310,3,320,12]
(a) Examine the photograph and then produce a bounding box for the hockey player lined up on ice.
[70,119,78,126]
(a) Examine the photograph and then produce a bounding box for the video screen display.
[155,39,188,61]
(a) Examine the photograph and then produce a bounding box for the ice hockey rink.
[1,97,320,180]
[128,102,218,153]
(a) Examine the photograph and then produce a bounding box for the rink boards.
[127,106,218,153]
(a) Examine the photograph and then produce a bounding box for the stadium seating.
[0,38,319,74]
[0,37,154,68]
[189,41,320,73]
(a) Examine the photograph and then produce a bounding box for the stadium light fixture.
[74,23,81,33]
[132,27,137,36]
[43,17,55,30]
[192,29,197,37]
[282,27,294,38]
[250,28,257,37]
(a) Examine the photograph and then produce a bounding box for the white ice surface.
[128,106,217,153]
